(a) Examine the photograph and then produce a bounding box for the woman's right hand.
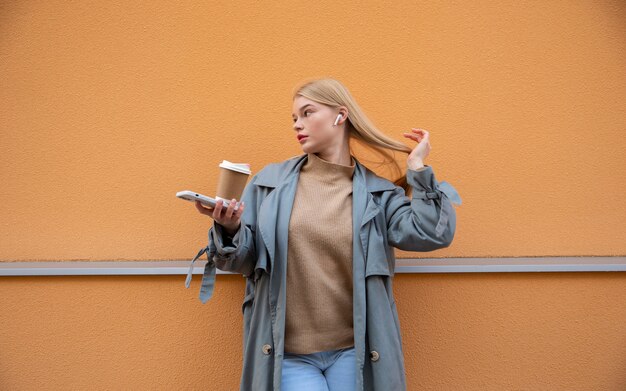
[195,199,244,236]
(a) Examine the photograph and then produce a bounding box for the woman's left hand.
[403,128,431,170]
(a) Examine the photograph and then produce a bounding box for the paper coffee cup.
[215,160,252,202]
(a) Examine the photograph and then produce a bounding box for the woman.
[185,78,461,391]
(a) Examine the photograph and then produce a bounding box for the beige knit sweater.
[284,152,356,354]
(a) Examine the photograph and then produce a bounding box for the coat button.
[262,344,272,355]
[369,350,380,362]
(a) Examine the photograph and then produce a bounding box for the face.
[291,96,347,154]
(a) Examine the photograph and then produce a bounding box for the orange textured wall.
[1,273,625,390]
[1,1,625,390]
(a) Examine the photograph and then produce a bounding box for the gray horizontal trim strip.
[0,257,625,276]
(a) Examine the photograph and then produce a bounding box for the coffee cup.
[215,160,252,204]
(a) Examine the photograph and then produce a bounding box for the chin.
[300,144,316,154]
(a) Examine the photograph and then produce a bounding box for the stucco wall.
[1,1,625,389]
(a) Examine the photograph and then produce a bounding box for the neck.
[315,143,352,166]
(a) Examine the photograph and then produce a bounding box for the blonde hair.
[292,77,413,195]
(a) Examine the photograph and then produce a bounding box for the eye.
[292,110,312,122]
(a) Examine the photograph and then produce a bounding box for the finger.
[195,200,213,215]
[213,200,224,219]
[231,199,240,215]
[411,129,429,140]
[237,201,244,218]
[403,133,422,142]
[236,201,245,216]
[225,198,237,219]
[203,202,216,211]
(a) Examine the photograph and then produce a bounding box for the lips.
[297,134,308,142]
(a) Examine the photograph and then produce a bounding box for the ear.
[338,107,349,124]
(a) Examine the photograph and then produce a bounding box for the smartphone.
[176,190,239,210]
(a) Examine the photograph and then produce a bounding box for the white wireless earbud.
[333,114,343,126]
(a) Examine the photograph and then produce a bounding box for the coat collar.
[253,153,397,193]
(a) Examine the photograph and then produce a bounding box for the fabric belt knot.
[425,190,440,200]
[430,181,462,238]
[184,244,217,304]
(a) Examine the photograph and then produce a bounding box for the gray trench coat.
[185,153,461,391]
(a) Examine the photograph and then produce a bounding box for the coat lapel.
[255,155,307,277]
[351,157,397,388]
[257,155,306,388]
[353,156,397,255]
[351,162,369,386]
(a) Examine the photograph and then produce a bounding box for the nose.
[293,119,303,131]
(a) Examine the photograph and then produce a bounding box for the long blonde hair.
[292,77,413,195]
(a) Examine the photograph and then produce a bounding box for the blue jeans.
[280,346,356,391]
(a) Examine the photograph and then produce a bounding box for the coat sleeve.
[184,176,260,304]
[207,176,259,278]
[385,165,462,252]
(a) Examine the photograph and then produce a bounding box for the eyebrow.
[292,104,314,117]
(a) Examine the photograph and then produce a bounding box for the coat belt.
[415,180,462,238]
[184,245,216,304]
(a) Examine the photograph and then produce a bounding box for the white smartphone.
[176,190,239,210]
